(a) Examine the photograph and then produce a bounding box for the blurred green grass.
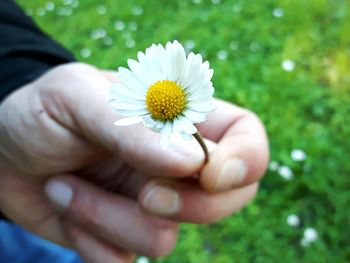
[17,0,350,262]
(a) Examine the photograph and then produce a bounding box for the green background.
[17,0,350,262]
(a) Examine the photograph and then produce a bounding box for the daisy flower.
[109,40,215,150]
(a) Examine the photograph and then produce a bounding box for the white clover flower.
[63,0,73,5]
[278,165,294,180]
[96,5,107,15]
[103,37,113,46]
[217,50,228,60]
[46,2,55,11]
[301,228,318,247]
[114,20,125,31]
[125,38,136,48]
[291,149,307,161]
[80,48,91,58]
[132,6,143,16]
[110,40,216,146]
[273,8,284,18]
[287,214,300,227]
[269,161,279,171]
[71,0,79,8]
[304,228,318,242]
[282,59,295,72]
[90,28,107,40]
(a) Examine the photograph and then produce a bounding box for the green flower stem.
[193,132,209,164]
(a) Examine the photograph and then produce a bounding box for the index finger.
[198,99,269,192]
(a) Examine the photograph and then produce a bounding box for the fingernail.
[215,159,247,191]
[168,133,205,162]
[45,180,73,209]
[142,185,181,216]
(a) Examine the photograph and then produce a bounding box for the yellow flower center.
[146,80,187,121]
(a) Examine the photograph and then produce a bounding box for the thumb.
[39,63,205,177]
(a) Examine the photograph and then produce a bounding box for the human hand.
[0,62,268,262]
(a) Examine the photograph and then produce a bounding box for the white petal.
[127,59,153,87]
[205,68,214,81]
[200,61,214,81]
[114,117,144,126]
[145,45,165,79]
[180,52,195,87]
[109,101,147,111]
[153,120,165,132]
[110,96,145,105]
[184,109,207,123]
[137,51,152,72]
[182,57,213,95]
[165,42,174,80]
[188,66,206,91]
[172,117,183,133]
[160,121,172,148]
[180,132,193,141]
[156,44,168,79]
[161,120,172,134]
[143,115,156,127]
[188,101,216,113]
[172,40,186,81]
[187,83,213,101]
[109,96,145,106]
[151,44,166,77]
[118,67,147,93]
[112,108,148,116]
[143,116,164,132]
[178,116,197,134]
[166,40,186,81]
[172,115,199,133]
[137,51,162,84]
[202,61,209,71]
[209,85,215,96]
[182,53,202,89]
[110,83,145,100]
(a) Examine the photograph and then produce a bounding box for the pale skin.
[0,62,269,263]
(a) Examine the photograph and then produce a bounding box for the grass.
[17,0,350,262]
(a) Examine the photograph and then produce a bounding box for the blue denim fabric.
[0,221,83,263]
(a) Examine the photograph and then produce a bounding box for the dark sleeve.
[0,210,9,221]
[0,0,75,103]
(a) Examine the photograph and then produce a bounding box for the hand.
[0,62,268,262]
